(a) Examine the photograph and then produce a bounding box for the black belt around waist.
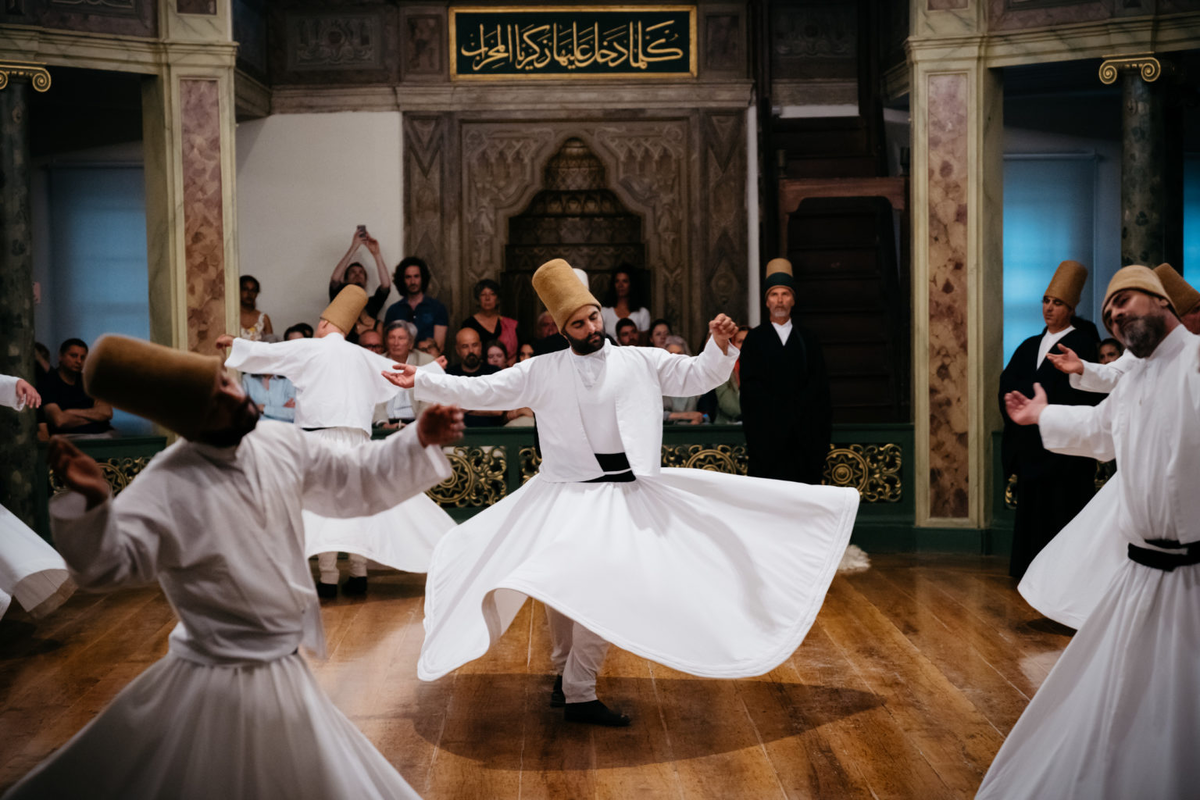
[584,452,636,483]
[1128,540,1200,572]
[302,426,331,432]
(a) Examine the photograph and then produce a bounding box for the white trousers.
[545,605,610,703]
[317,551,367,584]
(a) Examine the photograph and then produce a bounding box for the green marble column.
[1120,69,1165,267]
[0,76,38,528]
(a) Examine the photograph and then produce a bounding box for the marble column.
[0,75,37,527]
[1120,69,1164,267]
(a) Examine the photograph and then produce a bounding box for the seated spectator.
[243,372,296,423]
[373,320,439,430]
[384,256,449,354]
[601,264,651,342]
[33,342,51,385]
[1098,337,1124,364]
[486,340,508,370]
[283,323,313,340]
[446,328,504,427]
[533,310,568,356]
[662,335,705,425]
[649,318,672,349]
[713,325,750,424]
[40,339,114,437]
[517,342,535,362]
[239,275,274,341]
[417,337,442,357]
[329,227,392,345]
[461,279,518,364]
[357,329,385,355]
[614,318,639,346]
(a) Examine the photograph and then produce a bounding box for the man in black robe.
[998,260,1102,579]
[739,258,832,484]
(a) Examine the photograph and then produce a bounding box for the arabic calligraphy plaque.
[450,5,696,79]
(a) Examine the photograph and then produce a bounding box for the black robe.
[998,325,1102,579]
[739,321,832,484]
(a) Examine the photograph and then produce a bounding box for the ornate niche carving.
[401,9,445,79]
[699,111,747,329]
[403,114,451,301]
[504,138,647,339]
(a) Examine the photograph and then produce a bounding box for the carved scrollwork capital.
[0,62,51,93]
[823,443,903,503]
[1098,55,1161,85]
[428,445,508,507]
[50,457,150,498]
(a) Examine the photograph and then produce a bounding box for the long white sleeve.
[0,375,21,410]
[413,361,535,411]
[1068,350,1136,394]
[224,337,313,378]
[651,337,739,398]
[50,490,169,591]
[299,423,451,518]
[1038,400,1116,462]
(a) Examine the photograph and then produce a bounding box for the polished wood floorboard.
[0,554,1073,798]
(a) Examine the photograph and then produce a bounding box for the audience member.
[33,342,51,384]
[40,339,114,437]
[517,342,535,362]
[532,310,568,356]
[649,318,672,349]
[239,275,273,341]
[374,320,438,430]
[358,329,385,355]
[329,226,392,345]
[614,318,639,346]
[242,372,296,423]
[713,326,750,424]
[486,340,508,369]
[1098,337,1123,365]
[460,279,518,363]
[446,328,504,427]
[601,264,651,341]
[384,257,449,353]
[284,323,313,340]
[739,258,831,485]
[661,336,705,424]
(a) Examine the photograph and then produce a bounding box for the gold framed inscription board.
[450,5,696,80]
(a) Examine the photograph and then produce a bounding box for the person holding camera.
[328,225,392,345]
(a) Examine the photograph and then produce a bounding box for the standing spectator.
[713,326,750,424]
[486,341,508,370]
[614,318,639,346]
[1098,337,1123,365]
[739,259,831,484]
[460,279,518,364]
[661,336,705,424]
[384,257,449,354]
[601,265,651,342]
[374,321,440,430]
[357,329,385,355]
[239,276,273,341]
[533,310,568,356]
[283,323,313,340]
[517,342,535,362]
[329,226,392,345]
[40,339,114,437]
[446,328,504,427]
[648,319,672,349]
[998,259,1102,580]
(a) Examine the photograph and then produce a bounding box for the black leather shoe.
[550,675,565,708]
[316,582,337,599]
[564,700,631,727]
[343,576,368,596]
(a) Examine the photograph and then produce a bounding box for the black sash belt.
[1128,540,1200,572]
[584,452,635,483]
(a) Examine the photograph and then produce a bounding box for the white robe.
[412,339,860,681]
[0,375,74,621]
[2,421,449,800]
[977,325,1200,800]
[224,334,455,572]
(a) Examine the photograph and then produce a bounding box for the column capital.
[0,61,50,92]
[1099,54,1161,85]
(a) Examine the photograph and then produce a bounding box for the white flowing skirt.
[1,652,421,800]
[977,559,1200,800]
[418,469,860,681]
[300,427,455,572]
[1018,479,1133,629]
[0,503,74,621]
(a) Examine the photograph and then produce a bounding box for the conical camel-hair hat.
[533,259,601,331]
[1153,263,1200,317]
[1044,260,1088,309]
[1101,265,1175,326]
[322,285,369,334]
[763,258,795,296]
[83,335,223,440]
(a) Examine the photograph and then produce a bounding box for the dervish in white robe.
[1017,350,1138,628]
[223,330,454,591]
[0,374,74,621]
[2,419,451,799]
[978,319,1200,798]
[406,324,860,720]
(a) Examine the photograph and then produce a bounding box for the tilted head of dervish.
[532,259,605,356]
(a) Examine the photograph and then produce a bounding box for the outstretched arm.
[385,360,535,411]
[0,376,40,410]
[219,334,312,380]
[330,229,365,286]
[653,315,740,398]
[1006,382,1117,462]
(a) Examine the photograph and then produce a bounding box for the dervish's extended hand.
[417,404,466,447]
[709,313,738,355]
[435,356,448,369]
[1004,383,1048,426]
[1045,344,1084,375]
[215,334,235,350]
[15,379,41,409]
[49,436,110,510]
[381,363,417,389]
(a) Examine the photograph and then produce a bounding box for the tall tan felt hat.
[83,335,223,440]
[764,258,795,296]
[1101,265,1176,326]
[1044,260,1088,308]
[1153,263,1200,317]
[322,285,369,334]
[533,258,601,331]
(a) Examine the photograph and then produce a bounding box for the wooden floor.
[0,554,1073,799]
